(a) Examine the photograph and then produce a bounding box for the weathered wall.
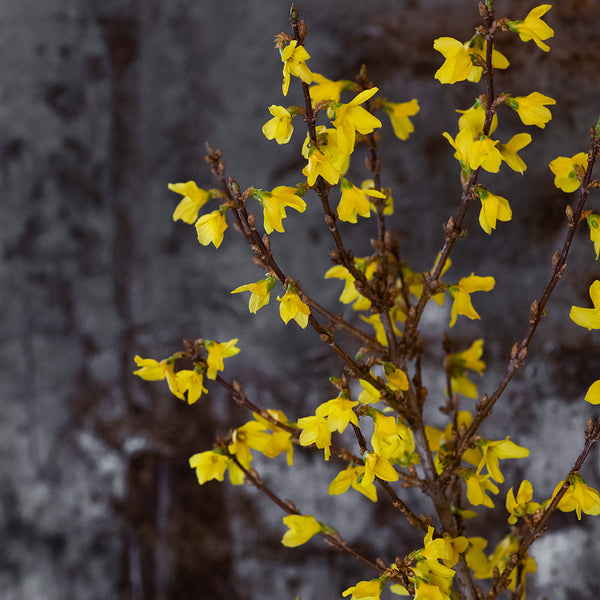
[1,0,599,599]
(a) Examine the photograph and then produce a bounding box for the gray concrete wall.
[1,1,599,598]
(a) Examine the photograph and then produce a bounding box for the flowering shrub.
[135,3,600,599]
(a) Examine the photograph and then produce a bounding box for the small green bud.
[506,97,519,111]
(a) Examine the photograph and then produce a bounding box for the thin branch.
[215,375,296,434]
[231,454,394,577]
[303,295,385,351]
[350,423,428,532]
[485,418,600,600]
[404,5,500,350]
[444,129,600,482]
[205,146,388,370]
[378,480,430,533]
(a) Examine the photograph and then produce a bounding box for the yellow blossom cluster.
[265,41,420,227]
[189,409,295,486]
[133,337,240,404]
[426,411,529,509]
[131,4,600,600]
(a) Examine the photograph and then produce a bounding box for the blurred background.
[2,0,600,598]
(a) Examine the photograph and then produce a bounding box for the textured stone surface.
[1,1,600,599]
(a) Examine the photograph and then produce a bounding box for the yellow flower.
[360,313,390,346]
[175,368,207,404]
[587,214,600,260]
[280,40,313,96]
[338,178,386,223]
[448,273,495,327]
[433,37,508,84]
[324,265,362,305]
[195,209,228,248]
[463,537,490,578]
[552,474,600,520]
[329,87,382,155]
[260,429,294,464]
[384,99,420,140]
[262,105,294,144]
[409,530,456,596]
[228,414,295,474]
[508,4,554,52]
[303,144,341,186]
[343,579,383,600]
[328,465,377,502]
[133,355,184,400]
[457,101,497,136]
[413,582,450,600]
[189,450,230,485]
[585,379,600,405]
[227,419,267,471]
[315,393,359,433]
[281,514,322,547]
[204,338,240,380]
[476,437,529,483]
[442,128,502,173]
[549,152,588,193]
[507,92,556,128]
[358,379,382,404]
[463,470,499,508]
[252,409,294,465]
[570,280,600,330]
[442,128,471,168]
[324,259,376,309]
[168,181,215,224]
[231,276,276,313]
[458,341,487,374]
[362,450,399,487]
[401,529,468,598]
[497,133,531,174]
[309,72,350,105]
[436,533,469,569]
[433,37,473,84]
[383,364,409,392]
[237,409,294,465]
[445,338,485,399]
[420,526,462,576]
[469,136,503,173]
[506,480,540,524]
[277,287,310,328]
[297,414,332,460]
[302,127,350,186]
[371,413,399,440]
[133,355,169,381]
[254,186,306,234]
[475,187,512,235]
[372,417,416,466]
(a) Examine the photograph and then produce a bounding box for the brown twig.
[349,423,428,532]
[289,9,397,325]
[485,418,600,600]
[444,128,600,483]
[231,453,396,577]
[403,5,501,351]
[205,146,388,369]
[215,375,297,434]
